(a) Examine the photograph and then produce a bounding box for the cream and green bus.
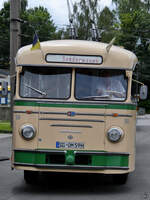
[11,39,147,184]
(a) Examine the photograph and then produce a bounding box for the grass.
[0,121,12,133]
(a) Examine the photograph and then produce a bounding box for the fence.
[0,106,10,121]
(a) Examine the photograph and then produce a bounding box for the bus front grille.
[46,154,65,164]
[14,149,129,169]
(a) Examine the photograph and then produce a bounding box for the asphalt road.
[0,124,150,200]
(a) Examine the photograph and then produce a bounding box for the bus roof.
[16,40,138,70]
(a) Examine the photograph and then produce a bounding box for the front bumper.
[13,149,129,171]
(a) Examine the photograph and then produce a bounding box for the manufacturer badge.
[67,135,73,140]
[16,115,20,120]
[67,111,76,117]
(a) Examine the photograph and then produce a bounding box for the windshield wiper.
[24,83,47,96]
[106,90,125,98]
[79,95,110,100]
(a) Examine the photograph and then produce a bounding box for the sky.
[0,0,113,26]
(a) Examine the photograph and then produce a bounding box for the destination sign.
[46,54,102,65]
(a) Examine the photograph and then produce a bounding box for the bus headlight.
[107,127,123,142]
[20,125,36,140]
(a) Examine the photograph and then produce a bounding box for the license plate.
[56,141,84,149]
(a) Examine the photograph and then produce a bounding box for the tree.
[0,1,10,69]
[0,0,58,69]
[97,6,116,42]
[72,0,93,40]
[67,0,115,41]
[112,0,144,13]
[21,5,57,46]
[112,0,150,101]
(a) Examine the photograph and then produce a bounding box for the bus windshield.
[75,68,127,101]
[20,67,72,99]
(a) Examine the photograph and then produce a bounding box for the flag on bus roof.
[31,32,41,50]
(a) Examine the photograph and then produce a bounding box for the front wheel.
[112,173,128,185]
[24,170,39,185]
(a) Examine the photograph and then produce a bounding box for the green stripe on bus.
[14,101,39,107]
[14,151,45,165]
[14,151,128,167]
[92,155,128,167]
[14,100,136,110]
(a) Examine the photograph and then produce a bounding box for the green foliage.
[113,0,150,112]
[21,6,56,46]
[0,121,12,133]
[0,0,58,69]
[113,0,150,53]
[71,0,150,112]
[71,0,93,40]
[98,7,116,42]
[0,1,10,69]
[69,0,115,42]
[138,100,150,113]
[112,0,143,12]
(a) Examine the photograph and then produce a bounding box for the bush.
[0,121,12,133]
[138,99,150,114]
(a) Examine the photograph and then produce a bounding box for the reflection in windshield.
[20,67,72,99]
[75,69,127,101]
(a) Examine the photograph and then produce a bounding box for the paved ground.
[0,134,11,161]
[0,117,150,200]
[0,134,12,140]
[136,114,150,126]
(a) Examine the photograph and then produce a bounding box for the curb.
[0,134,12,140]
[0,156,9,161]
[137,114,150,119]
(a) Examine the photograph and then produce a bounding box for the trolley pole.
[10,0,21,127]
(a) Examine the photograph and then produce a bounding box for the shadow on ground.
[12,172,132,196]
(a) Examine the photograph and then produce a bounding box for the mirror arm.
[132,79,144,86]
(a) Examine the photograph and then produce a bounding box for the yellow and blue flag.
[31,33,41,50]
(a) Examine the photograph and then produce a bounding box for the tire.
[24,170,39,185]
[112,173,128,185]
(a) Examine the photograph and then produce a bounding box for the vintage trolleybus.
[11,40,147,184]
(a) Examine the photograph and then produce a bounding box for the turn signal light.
[113,113,118,117]
[26,110,32,114]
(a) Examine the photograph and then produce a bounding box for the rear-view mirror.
[140,85,148,100]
